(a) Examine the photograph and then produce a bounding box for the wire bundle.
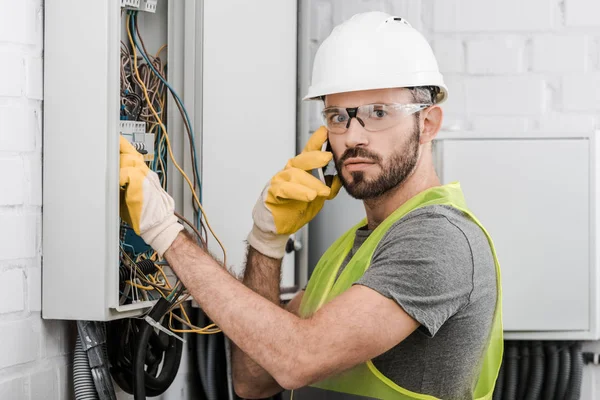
[119,8,226,327]
[120,21,169,187]
[67,7,241,400]
[114,10,235,400]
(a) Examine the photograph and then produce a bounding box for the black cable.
[504,342,519,400]
[542,342,559,400]
[524,341,544,400]
[133,297,183,400]
[108,302,183,398]
[567,342,583,400]
[556,343,571,400]
[76,321,117,400]
[517,341,530,400]
[131,11,202,220]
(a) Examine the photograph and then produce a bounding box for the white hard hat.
[304,11,448,104]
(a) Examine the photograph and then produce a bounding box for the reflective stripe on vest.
[295,182,503,400]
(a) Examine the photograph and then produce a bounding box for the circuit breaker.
[42,0,299,321]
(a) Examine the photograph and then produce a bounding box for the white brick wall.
[431,0,555,33]
[306,0,600,133]
[565,0,600,27]
[0,1,72,399]
[532,35,590,72]
[467,37,526,75]
[305,0,600,398]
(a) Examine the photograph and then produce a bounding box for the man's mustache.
[337,147,382,165]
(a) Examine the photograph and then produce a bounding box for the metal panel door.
[441,138,590,332]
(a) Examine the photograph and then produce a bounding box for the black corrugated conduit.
[542,343,559,399]
[504,342,519,400]
[567,342,583,400]
[73,321,117,400]
[516,341,530,400]
[524,341,544,400]
[119,259,157,283]
[492,341,584,400]
[556,343,571,400]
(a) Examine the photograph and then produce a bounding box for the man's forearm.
[164,232,303,390]
[231,246,284,398]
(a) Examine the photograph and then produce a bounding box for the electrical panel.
[42,0,299,321]
[434,130,600,340]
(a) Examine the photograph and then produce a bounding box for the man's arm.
[231,246,304,399]
[164,232,419,390]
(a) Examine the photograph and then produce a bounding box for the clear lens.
[322,103,430,134]
[322,108,350,134]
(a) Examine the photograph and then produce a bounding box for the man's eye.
[372,109,387,118]
[330,114,348,124]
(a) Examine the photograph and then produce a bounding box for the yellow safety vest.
[296,182,503,399]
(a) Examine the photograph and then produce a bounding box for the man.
[119,11,502,400]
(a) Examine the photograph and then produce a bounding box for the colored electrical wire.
[131,11,202,204]
[120,12,221,338]
[126,12,227,268]
[132,12,204,230]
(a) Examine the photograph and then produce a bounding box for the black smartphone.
[318,140,337,188]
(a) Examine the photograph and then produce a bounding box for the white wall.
[0,0,73,399]
[306,0,600,398]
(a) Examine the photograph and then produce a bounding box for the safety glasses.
[321,103,430,134]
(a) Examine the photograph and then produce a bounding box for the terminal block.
[120,121,155,162]
[120,0,157,13]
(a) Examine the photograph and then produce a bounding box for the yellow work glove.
[248,126,342,259]
[119,136,183,257]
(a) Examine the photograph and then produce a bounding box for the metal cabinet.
[42,0,298,320]
[436,131,598,340]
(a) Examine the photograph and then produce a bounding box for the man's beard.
[334,125,421,200]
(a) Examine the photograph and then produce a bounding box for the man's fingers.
[302,126,328,152]
[119,167,131,187]
[275,168,332,198]
[120,135,139,155]
[268,181,320,203]
[287,151,333,171]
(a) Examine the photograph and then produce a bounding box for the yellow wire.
[179,303,195,326]
[155,44,167,59]
[155,265,172,289]
[125,281,155,291]
[127,14,227,267]
[128,16,223,337]
[169,312,221,334]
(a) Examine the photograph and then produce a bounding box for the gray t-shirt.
[332,204,497,399]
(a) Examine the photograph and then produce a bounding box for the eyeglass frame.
[321,102,432,134]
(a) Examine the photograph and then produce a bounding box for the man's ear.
[419,105,443,145]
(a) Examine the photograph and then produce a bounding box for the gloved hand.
[119,136,183,257]
[248,126,342,259]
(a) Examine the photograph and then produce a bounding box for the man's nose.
[344,118,369,148]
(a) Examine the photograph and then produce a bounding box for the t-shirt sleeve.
[354,211,475,337]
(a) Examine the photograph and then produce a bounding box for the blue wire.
[129,12,203,211]
[121,242,137,256]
